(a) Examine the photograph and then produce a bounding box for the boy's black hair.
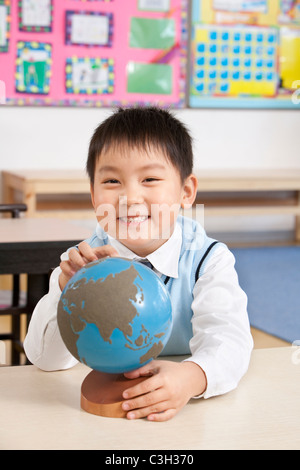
[86,107,193,184]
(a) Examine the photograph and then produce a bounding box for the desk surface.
[196,169,300,191]
[2,169,89,184]
[0,218,93,244]
[0,218,93,275]
[1,348,300,450]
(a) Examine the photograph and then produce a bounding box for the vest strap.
[195,241,219,283]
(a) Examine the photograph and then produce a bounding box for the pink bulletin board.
[0,0,188,108]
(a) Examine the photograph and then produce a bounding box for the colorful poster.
[190,0,300,108]
[65,57,114,94]
[0,0,188,108]
[18,0,53,32]
[0,0,10,52]
[15,41,52,94]
[65,11,113,47]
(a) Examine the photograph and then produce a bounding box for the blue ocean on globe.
[57,257,173,374]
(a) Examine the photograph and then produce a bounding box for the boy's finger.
[68,247,88,268]
[122,373,160,400]
[92,245,119,259]
[77,241,98,262]
[147,408,177,422]
[60,260,76,278]
[124,360,159,380]
[122,391,167,419]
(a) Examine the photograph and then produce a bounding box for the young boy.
[24,107,253,422]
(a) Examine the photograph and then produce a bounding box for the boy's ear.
[181,174,198,209]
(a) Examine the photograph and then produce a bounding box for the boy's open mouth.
[118,215,150,225]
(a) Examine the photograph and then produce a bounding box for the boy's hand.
[59,241,118,291]
[122,360,207,422]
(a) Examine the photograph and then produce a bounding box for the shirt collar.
[104,221,182,279]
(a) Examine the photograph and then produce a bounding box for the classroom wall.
[1,106,299,232]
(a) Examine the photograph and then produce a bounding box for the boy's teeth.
[120,216,148,223]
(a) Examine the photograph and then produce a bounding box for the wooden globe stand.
[81,369,147,418]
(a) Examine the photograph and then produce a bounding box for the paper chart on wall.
[0,1,9,52]
[0,0,188,108]
[138,0,171,12]
[15,41,52,94]
[67,11,112,46]
[212,0,268,13]
[190,0,300,108]
[20,0,53,30]
[0,5,7,46]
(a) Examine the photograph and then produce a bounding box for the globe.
[57,257,172,374]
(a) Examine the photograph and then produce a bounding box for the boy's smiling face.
[91,144,197,257]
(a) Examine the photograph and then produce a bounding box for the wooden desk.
[2,169,93,219]
[195,169,300,241]
[0,218,93,364]
[1,348,299,450]
[2,169,300,239]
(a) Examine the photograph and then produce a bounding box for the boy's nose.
[121,186,144,206]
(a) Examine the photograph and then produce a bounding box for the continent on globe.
[59,265,140,354]
[57,257,172,374]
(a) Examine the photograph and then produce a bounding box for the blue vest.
[83,216,222,356]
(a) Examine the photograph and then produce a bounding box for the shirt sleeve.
[184,245,253,399]
[23,261,78,372]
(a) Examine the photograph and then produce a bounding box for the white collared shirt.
[24,221,253,399]
[106,221,182,279]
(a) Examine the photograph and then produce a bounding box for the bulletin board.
[190,0,300,108]
[0,0,188,108]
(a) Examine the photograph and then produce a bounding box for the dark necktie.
[139,259,153,270]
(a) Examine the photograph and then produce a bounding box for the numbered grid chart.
[191,24,279,98]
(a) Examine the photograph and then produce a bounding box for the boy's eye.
[143,178,160,183]
[103,179,120,184]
